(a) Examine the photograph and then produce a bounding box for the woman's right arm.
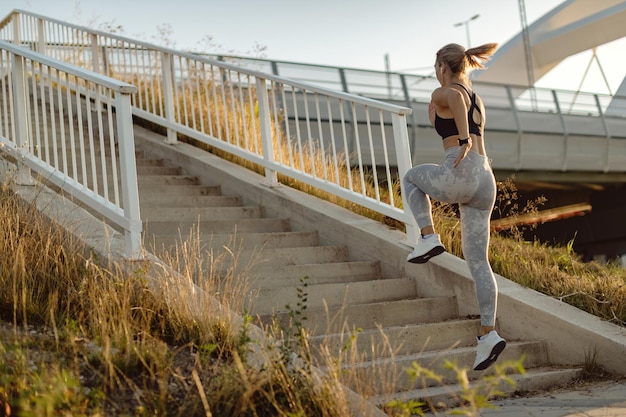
[436,88,470,139]
[433,87,472,166]
[428,101,436,127]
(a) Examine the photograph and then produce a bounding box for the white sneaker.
[406,234,445,264]
[473,330,506,371]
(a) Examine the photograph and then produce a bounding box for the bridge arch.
[474,0,626,90]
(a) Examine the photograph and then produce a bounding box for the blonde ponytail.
[437,42,498,74]
[465,43,498,70]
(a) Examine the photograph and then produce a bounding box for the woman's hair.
[436,43,498,74]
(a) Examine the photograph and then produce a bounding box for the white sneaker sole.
[473,340,506,371]
[407,245,445,264]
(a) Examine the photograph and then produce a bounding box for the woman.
[402,43,505,371]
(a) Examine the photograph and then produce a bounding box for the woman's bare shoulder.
[431,86,445,99]
[432,85,464,107]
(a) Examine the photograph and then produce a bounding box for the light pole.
[454,14,480,47]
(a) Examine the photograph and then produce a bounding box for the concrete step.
[141,206,264,222]
[143,218,292,235]
[257,296,458,335]
[247,261,382,287]
[136,165,182,175]
[56,157,209,199]
[98,154,160,166]
[139,184,222,197]
[246,245,350,268]
[338,340,550,393]
[370,367,582,412]
[138,174,200,186]
[150,231,320,251]
[139,194,242,208]
[135,158,166,167]
[250,277,417,314]
[156,245,351,273]
[309,319,480,361]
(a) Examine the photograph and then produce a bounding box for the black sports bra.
[434,83,483,139]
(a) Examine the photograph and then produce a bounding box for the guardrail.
[206,54,626,123]
[0,9,420,245]
[205,57,626,176]
[0,39,142,258]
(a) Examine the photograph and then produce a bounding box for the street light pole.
[454,14,480,47]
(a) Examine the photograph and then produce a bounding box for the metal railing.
[0,39,142,258]
[0,9,420,245]
[207,54,626,124]
[205,56,626,176]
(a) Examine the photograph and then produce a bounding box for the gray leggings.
[402,147,497,326]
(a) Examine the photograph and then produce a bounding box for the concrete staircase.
[132,132,583,414]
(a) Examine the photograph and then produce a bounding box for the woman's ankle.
[479,326,495,337]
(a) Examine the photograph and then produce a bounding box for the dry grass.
[0,183,361,416]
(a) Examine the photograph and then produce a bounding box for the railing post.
[12,12,20,44]
[338,68,349,93]
[338,68,356,155]
[10,53,33,186]
[90,33,100,74]
[161,52,178,144]
[255,78,279,186]
[270,61,279,76]
[392,113,419,246]
[36,18,46,54]
[595,94,612,173]
[505,85,523,170]
[101,46,109,75]
[399,74,418,151]
[114,91,143,259]
[552,89,569,171]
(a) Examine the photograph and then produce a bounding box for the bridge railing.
[204,55,626,138]
[0,39,142,258]
[0,9,420,245]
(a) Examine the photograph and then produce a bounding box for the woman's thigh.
[405,162,480,205]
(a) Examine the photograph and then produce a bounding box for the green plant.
[385,358,526,416]
[577,346,610,381]
[279,276,310,365]
[0,335,99,417]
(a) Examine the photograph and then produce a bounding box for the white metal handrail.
[0,39,142,258]
[0,9,420,244]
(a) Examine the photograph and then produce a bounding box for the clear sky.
[1,0,624,94]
